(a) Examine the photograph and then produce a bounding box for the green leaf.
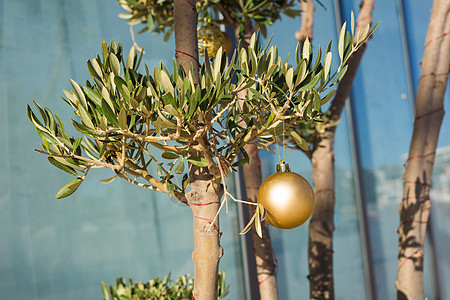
[110,53,121,76]
[165,181,174,197]
[321,89,336,105]
[298,70,322,92]
[232,158,248,167]
[83,86,102,106]
[36,128,60,146]
[157,165,163,177]
[69,78,87,109]
[73,137,82,152]
[285,67,294,91]
[161,152,180,159]
[126,47,136,70]
[87,59,101,80]
[338,22,347,62]
[55,177,83,199]
[187,157,208,167]
[99,176,117,184]
[78,104,95,129]
[48,157,79,176]
[118,108,128,129]
[160,70,174,96]
[27,104,47,132]
[101,40,109,63]
[72,120,99,136]
[239,210,257,235]
[332,65,348,85]
[302,37,310,60]
[101,99,119,127]
[265,112,275,126]
[174,160,185,174]
[323,52,332,82]
[290,131,309,151]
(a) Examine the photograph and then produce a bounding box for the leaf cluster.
[288,15,379,154]
[28,29,352,200]
[118,0,300,41]
[102,270,230,300]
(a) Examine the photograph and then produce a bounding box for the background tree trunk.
[235,18,280,299]
[242,144,279,300]
[306,1,374,298]
[396,0,449,299]
[174,1,223,299]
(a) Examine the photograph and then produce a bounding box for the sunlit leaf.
[100,176,117,184]
[338,22,347,62]
[162,152,180,159]
[101,99,119,127]
[187,157,208,167]
[48,157,79,176]
[290,131,309,151]
[174,160,185,174]
[55,177,83,199]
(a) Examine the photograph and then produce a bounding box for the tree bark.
[174,1,223,299]
[295,0,315,44]
[308,129,336,299]
[235,18,280,299]
[396,1,449,299]
[243,144,279,300]
[307,1,373,298]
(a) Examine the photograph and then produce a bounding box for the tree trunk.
[174,1,223,299]
[307,1,374,298]
[308,130,336,299]
[295,0,315,44]
[396,1,449,299]
[236,18,280,299]
[243,144,279,300]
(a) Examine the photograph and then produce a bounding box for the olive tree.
[293,1,376,298]
[396,0,449,298]
[119,1,301,299]
[28,3,359,299]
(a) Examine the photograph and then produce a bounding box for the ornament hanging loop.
[276,160,291,172]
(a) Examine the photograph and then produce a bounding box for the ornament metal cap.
[276,160,291,172]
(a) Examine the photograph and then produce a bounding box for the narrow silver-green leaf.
[321,89,336,105]
[83,86,102,106]
[126,46,136,69]
[109,53,121,76]
[69,78,87,109]
[290,131,309,151]
[239,211,257,235]
[100,176,117,184]
[162,152,180,159]
[160,71,174,96]
[174,160,185,174]
[302,37,310,59]
[78,104,95,129]
[55,177,83,199]
[48,157,79,176]
[118,108,128,129]
[338,22,347,62]
[187,157,208,167]
[323,52,332,82]
[101,99,119,127]
[285,67,294,91]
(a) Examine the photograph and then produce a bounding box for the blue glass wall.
[1,0,449,299]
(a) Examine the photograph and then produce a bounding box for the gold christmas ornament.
[198,24,233,58]
[257,161,315,229]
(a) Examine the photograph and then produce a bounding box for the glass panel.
[340,0,446,298]
[0,0,245,299]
